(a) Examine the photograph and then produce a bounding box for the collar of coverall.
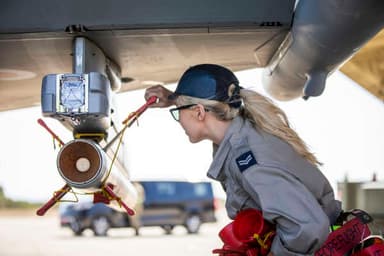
[207,116,245,180]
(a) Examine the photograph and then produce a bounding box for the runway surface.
[0,208,230,256]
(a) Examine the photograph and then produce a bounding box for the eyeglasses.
[169,104,197,121]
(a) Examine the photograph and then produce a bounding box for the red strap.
[350,236,384,256]
[353,244,384,256]
[93,183,115,204]
[315,217,371,256]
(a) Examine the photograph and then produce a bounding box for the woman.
[144,64,342,255]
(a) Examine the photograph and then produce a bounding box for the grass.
[0,186,40,209]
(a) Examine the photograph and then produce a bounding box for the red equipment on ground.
[212,209,275,256]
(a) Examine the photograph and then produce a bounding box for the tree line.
[0,186,39,208]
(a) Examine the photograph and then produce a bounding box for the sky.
[0,68,383,203]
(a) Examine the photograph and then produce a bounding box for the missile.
[36,96,157,216]
[57,139,138,211]
[36,130,138,216]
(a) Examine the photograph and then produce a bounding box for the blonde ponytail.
[239,89,321,165]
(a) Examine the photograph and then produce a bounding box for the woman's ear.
[196,104,206,121]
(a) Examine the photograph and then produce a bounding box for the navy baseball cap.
[168,64,241,107]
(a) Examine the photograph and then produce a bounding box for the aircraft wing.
[0,0,294,111]
[1,0,383,112]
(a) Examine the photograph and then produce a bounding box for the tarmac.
[0,208,230,256]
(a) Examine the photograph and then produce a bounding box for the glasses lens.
[169,104,197,121]
[171,109,179,121]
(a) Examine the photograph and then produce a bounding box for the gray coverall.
[207,116,342,255]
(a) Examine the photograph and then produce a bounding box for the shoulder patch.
[236,151,257,173]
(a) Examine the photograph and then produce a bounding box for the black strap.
[334,209,373,226]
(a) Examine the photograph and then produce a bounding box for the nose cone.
[57,140,102,186]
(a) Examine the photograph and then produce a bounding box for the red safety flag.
[316,209,375,256]
[316,217,371,256]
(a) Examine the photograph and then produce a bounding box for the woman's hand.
[144,85,175,108]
